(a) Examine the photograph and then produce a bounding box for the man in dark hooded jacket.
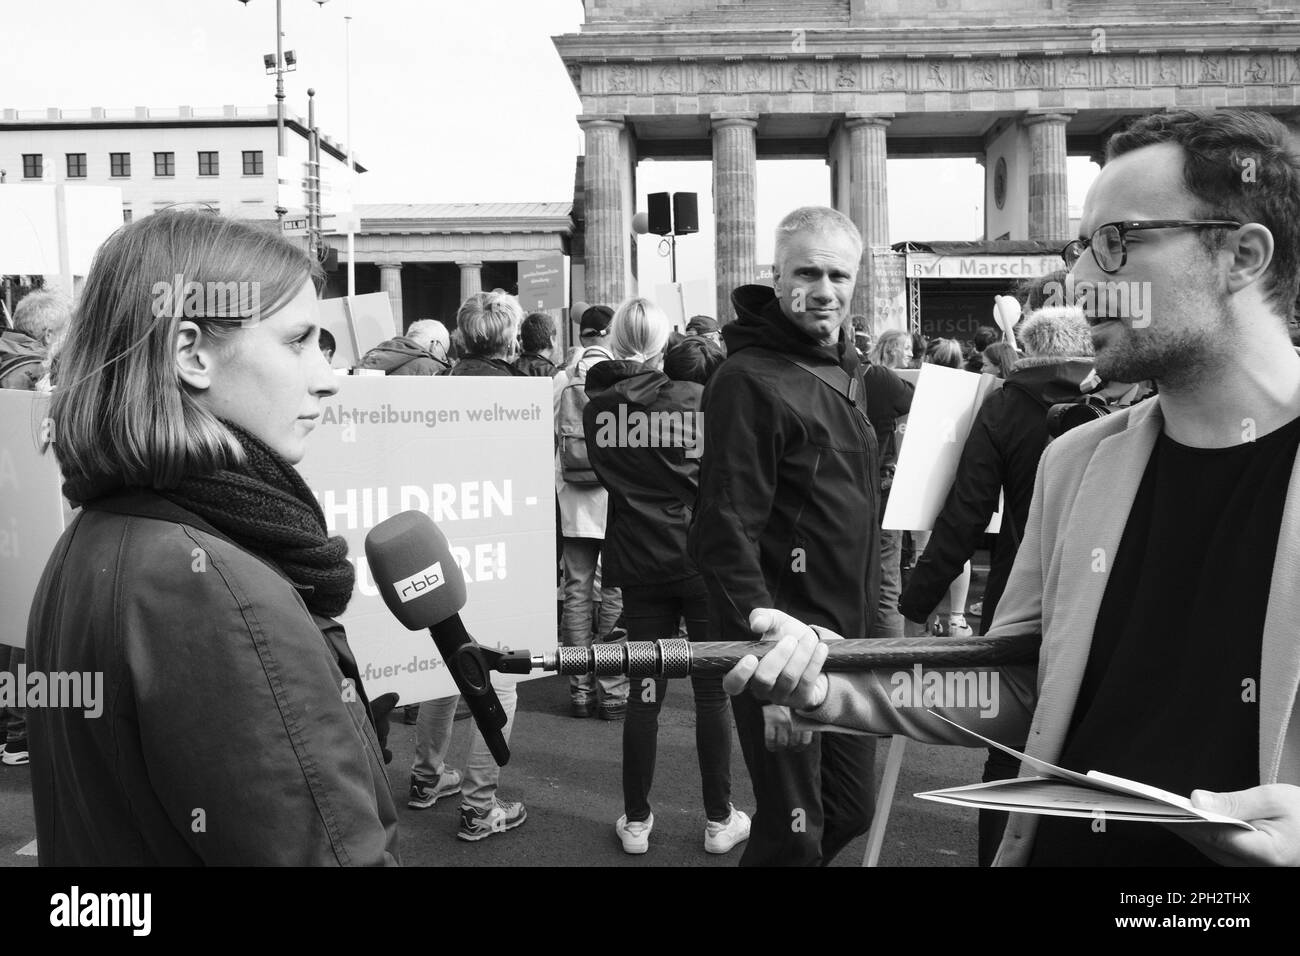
[688,206,880,867]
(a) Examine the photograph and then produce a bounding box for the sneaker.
[599,700,627,721]
[1,739,29,766]
[615,813,654,854]
[704,805,751,854]
[932,616,973,638]
[407,769,462,809]
[570,698,593,718]
[457,798,527,842]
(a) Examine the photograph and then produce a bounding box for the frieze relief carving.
[594,53,1292,97]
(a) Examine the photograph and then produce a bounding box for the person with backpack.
[0,289,70,391]
[356,319,450,375]
[553,305,627,719]
[583,304,751,855]
[898,303,1095,866]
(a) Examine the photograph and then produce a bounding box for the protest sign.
[297,376,555,703]
[317,292,397,369]
[0,390,67,649]
[519,255,565,312]
[883,363,1003,532]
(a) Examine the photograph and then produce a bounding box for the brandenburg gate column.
[578,115,627,309]
[456,260,483,301]
[844,112,893,322]
[1023,109,1075,242]
[711,112,758,324]
[376,257,404,333]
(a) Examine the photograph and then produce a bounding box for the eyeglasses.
[1060,219,1242,274]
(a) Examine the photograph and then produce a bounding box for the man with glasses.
[724,109,1300,866]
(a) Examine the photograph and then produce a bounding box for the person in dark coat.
[357,318,451,375]
[445,294,528,378]
[26,210,398,865]
[514,311,559,377]
[584,304,748,855]
[688,205,881,867]
[898,303,1095,866]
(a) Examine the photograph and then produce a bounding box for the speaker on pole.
[672,192,699,235]
[647,192,672,236]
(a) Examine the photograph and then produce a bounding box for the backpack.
[0,349,44,390]
[557,350,606,485]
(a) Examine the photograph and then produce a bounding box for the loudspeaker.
[647,192,672,236]
[673,192,699,235]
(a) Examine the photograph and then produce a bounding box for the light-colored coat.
[802,395,1300,865]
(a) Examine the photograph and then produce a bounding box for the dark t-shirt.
[1029,411,1300,866]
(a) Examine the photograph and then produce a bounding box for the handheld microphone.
[365,511,511,766]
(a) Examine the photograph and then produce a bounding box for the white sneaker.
[704,805,751,854]
[615,813,653,854]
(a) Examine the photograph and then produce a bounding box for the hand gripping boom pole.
[493,632,1040,679]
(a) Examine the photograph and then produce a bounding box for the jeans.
[0,646,26,744]
[621,577,732,824]
[732,690,876,866]
[875,529,904,640]
[561,537,627,704]
[411,673,518,812]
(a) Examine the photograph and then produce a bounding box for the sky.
[0,0,1099,297]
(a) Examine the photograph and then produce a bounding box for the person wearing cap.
[553,305,629,719]
[686,314,723,349]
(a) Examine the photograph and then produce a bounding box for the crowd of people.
[9,107,1300,866]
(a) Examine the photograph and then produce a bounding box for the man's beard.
[1093,292,1230,389]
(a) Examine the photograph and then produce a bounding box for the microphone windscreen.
[365,510,467,630]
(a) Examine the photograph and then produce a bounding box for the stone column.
[844,112,893,323]
[457,260,483,302]
[711,112,759,324]
[376,258,403,334]
[1024,109,1075,242]
[578,115,626,309]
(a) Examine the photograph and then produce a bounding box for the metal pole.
[345,1,355,298]
[307,88,319,261]
[274,0,286,222]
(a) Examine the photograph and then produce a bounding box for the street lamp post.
[239,0,299,224]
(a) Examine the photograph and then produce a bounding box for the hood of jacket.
[584,359,674,406]
[725,285,860,376]
[360,337,443,371]
[1002,356,1096,409]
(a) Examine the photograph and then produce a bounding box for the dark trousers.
[979,747,1021,866]
[732,690,877,866]
[622,578,732,823]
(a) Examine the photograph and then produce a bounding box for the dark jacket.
[687,285,881,642]
[0,328,47,390]
[25,488,400,866]
[899,356,1095,629]
[514,351,558,378]
[583,360,703,587]
[358,336,449,376]
[862,363,914,473]
[447,355,527,377]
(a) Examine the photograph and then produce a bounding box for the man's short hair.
[973,325,1002,352]
[1012,269,1070,313]
[456,291,523,357]
[664,335,726,385]
[520,311,556,352]
[773,206,863,272]
[1107,109,1300,319]
[13,289,73,343]
[406,318,449,352]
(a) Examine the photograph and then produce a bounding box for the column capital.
[577,114,625,131]
[844,111,894,130]
[455,259,483,269]
[374,256,403,269]
[1022,108,1077,128]
[710,111,759,132]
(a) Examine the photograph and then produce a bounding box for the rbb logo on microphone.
[394,561,445,603]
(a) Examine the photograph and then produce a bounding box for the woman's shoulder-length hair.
[51,210,319,494]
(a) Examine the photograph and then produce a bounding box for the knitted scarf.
[158,421,355,617]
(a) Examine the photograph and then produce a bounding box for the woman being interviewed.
[583,299,750,856]
[28,211,399,865]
